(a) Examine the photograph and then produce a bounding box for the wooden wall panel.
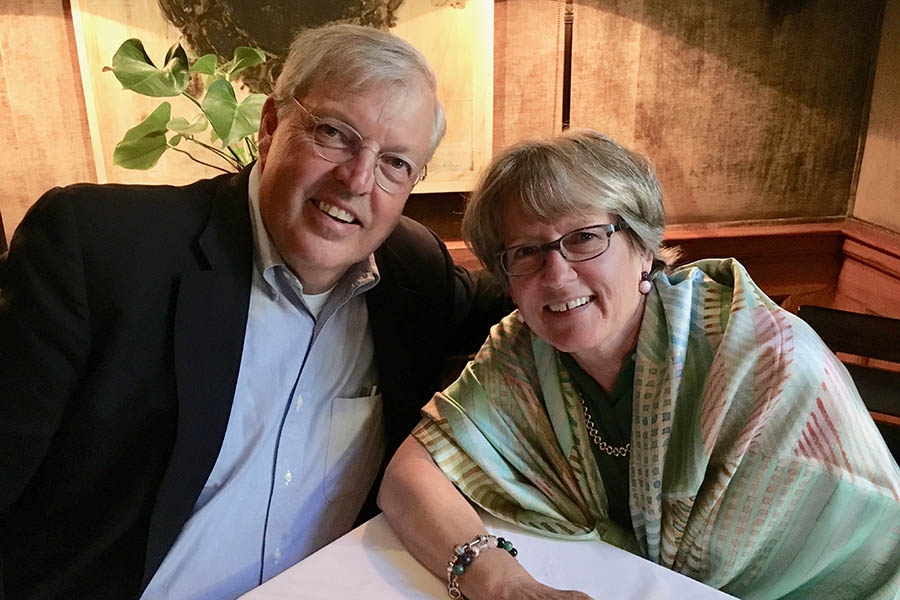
[493,0,565,152]
[0,0,96,243]
[569,0,884,225]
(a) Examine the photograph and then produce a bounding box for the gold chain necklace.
[578,394,630,458]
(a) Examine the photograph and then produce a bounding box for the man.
[0,24,506,599]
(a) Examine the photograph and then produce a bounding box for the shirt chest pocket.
[324,392,384,502]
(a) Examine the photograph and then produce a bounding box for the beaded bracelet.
[446,534,518,598]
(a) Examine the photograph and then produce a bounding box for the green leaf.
[109,39,189,97]
[167,113,208,135]
[169,134,183,147]
[113,103,171,169]
[190,54,217,75]
[202,79,266,147]
[238,93,267,128]
[225,47,266,81]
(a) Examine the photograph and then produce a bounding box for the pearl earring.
[639,271,652,295]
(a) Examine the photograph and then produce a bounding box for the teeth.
[315,200,354,223]
[548,296,592,312]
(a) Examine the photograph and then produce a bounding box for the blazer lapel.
[142,169,254,586]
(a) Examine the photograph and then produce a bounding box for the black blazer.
[0,168,507,599]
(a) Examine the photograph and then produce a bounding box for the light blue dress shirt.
[142,165,385,599]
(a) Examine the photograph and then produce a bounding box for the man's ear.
[256,96,280,168]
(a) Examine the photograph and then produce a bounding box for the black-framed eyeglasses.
[292,97,427,194]
[498,222,630,277]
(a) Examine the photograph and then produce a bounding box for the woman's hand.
[492,573,594,600]
[456,549,594,600]
[379,437,593,600]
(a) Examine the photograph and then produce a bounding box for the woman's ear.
[642,249,654,274]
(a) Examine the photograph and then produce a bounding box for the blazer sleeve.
[0,189,91,521]
[375,216,510,356]
[446,263,511,356]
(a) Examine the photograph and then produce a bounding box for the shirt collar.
[247,163,380,302]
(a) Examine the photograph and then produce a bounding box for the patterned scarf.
[415,258,900,599]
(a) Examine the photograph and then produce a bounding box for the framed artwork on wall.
[70,0,493,193]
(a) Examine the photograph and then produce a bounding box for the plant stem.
[182,92,203,110]
[226,144,242,164]
[185,137,243,170]
[169,147,234,174]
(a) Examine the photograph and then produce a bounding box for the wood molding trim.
[441,217,900,318]
[871,411,900,427]
[835,218,900,318]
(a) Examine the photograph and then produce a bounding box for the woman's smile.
[546,295,595,313]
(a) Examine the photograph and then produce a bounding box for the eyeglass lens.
[293,98,422,193]
[501,225,617,276]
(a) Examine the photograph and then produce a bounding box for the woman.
[377,129,900,599]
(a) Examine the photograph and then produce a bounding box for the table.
[240,512,736,599]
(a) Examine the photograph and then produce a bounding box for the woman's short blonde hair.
[462,129,678,285]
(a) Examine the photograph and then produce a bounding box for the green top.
[560,352,634,530]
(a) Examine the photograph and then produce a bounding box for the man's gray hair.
[273,24,446,161]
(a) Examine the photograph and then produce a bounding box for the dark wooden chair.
[797,305,900,460]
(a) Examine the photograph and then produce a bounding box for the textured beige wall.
[493,0,565,151]
[568,0,883,225]
[854,0,900,232]
[0,0,96,244]
[2,1,897,243]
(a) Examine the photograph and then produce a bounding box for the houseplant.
[105,39,267,173]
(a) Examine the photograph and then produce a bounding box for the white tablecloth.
[240,512,736,599]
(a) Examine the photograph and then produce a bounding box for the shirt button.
[274,547,282,561]
[296,395,303,410]
[284,470,293,484]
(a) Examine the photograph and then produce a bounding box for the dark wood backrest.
[798,305,900,459]
[797,305,900,364]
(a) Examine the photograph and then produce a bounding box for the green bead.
[452,563,466,576]
[501,540,513,551]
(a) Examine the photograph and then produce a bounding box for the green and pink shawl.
[415,258,900,599]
